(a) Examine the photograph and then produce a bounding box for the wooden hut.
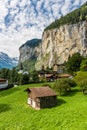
[27,86,57,109]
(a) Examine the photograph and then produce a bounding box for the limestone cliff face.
[35,21,87,70]
[19,22,87,71]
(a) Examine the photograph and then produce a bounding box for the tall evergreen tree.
[66,53,83,74]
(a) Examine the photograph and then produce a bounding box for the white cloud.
[0,0,87,57]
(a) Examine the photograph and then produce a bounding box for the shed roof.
[0,79,6,82]
[58,73,71,78]
[28,86,57,98]
[45,74,54,78]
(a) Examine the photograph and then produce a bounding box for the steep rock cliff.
[35,21,87,70]
[19,39,42,70]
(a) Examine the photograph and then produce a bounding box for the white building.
[0,79,8,89]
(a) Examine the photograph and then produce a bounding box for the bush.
[66,79,77,87]
[53,78,71,95]
[53,78,77,95]
[78,79,87,94]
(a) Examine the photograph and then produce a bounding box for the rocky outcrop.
[35,21,87,70]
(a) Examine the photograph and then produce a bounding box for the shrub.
[53,78,77,95]
[53,78,71,95]
[66,78,77,87]
[78,79,87,94]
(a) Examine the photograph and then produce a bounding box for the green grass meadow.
[0,82,87,130]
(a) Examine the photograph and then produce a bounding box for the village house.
[53,64,64,74]
[38,70,45,81]
[0,79,8,90]
[27,86,57,109]
[45,74,57,81]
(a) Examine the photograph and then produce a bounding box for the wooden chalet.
[27,86,57,109]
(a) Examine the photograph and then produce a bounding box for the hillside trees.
[19,74,30,85]
[66,52,83,74]
[45,2,87,31]
[30,70,39,83]
[0,67,40,85]
[10,68,18,83]
[0,68,11,79]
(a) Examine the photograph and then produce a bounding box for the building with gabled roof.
[0,79,8,90]
[27,86,57,109]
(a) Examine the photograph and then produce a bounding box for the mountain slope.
[0,52,18,69]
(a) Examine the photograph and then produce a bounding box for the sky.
[0,0,87,57]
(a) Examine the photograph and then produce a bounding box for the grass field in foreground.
[0,83,87,130]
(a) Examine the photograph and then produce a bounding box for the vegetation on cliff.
[19,59,36,72]
[19,39,42,49]
[19,39,42,71]
[45,2,87,30]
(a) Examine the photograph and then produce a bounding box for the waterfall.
[49,32,53,68]
[82,22,86,47]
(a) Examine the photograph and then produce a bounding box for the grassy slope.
[0,83,87,130]
[74,71,87,83]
